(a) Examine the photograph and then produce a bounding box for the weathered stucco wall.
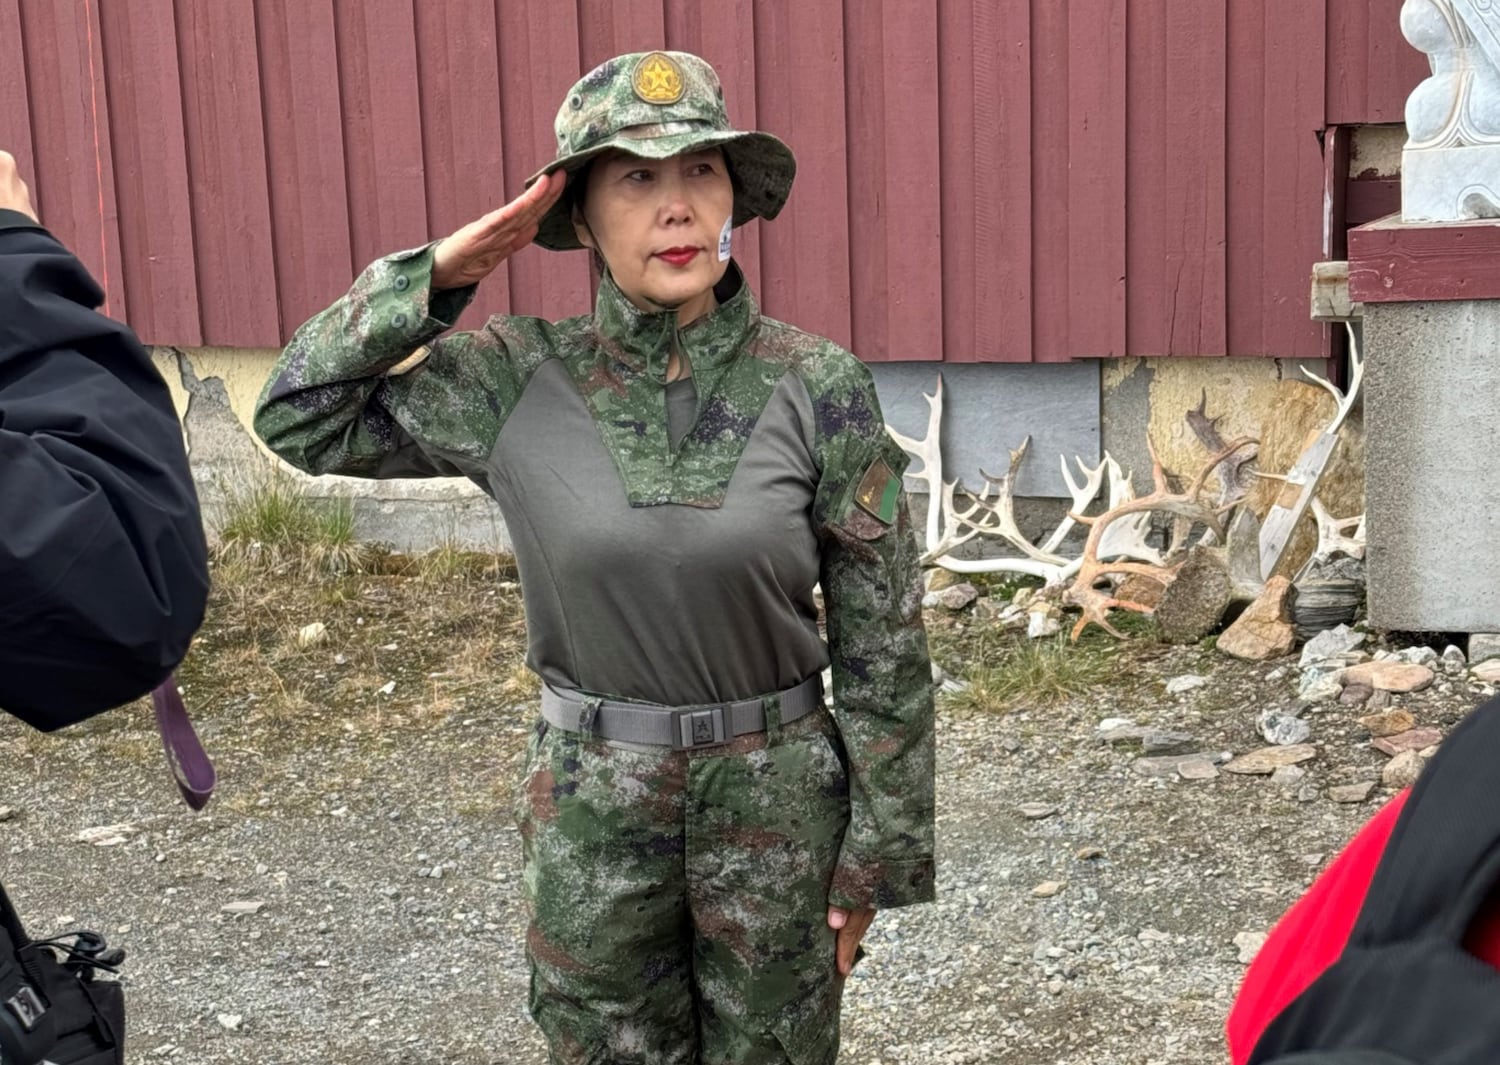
[154,348,504,551]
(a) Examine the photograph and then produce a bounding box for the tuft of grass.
[945,633,1117,714]
[213,471,369,576]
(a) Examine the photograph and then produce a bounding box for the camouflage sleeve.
[809,358,936,911]
[252,243,492,479]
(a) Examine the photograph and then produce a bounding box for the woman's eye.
[689,162,716,177]
[624,170,653,183]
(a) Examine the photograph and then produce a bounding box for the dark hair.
[564,162,608,273]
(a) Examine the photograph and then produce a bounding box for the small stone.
[1371,728,1443,756]
[1133,752,1232,777]
[1234,931,1268,964]
[1344,663,1434,696]
[1217,576,1298,661]
[1298,669,1346,702]
[1358,709,1415,738]
[1329,781,1377,804]
[1032,880,1065,899]
[1141,731,1200,755]
[1343,661,1435,694]
[152,1045,177,1057]
[1178,758,1220,781]
[1469,633,1500,666]
[334,653,348,666]
[1046,980,1065,996]
[1296,784,1321,803]
[1012,587,1037,610]
[1258,710,1311,746]
[378,681,396,696]
[1075,846,1105,861]
[1339,683,1374,706]
[1097,716,1136,732]
[217,1014,243,1032]
[1166,674,1209,695]
[1271,764,1307,786]
[0,807,17,823]
[1441,645,1468,675]
[1472,660,1500,684]
[75,823,137,847]
[1017,803,1058,821]
[220,900,266,917]
[296,622,328,648]
[1267,666,1290,682]
[1382,749,1426,789]
[1223,744,1318,775]
[924,568,966,593]
[1026,603,1061,639]
[1300,625,1366,669]
[937,583,979,611]
[1394,646,1439,667]
[1366,688,1393,710]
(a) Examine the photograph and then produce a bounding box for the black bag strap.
[0,879,31,949]
[1348,695,1500,947]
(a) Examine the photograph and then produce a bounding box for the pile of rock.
[924,576,1064,640]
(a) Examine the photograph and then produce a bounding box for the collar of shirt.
[591,261,759,379]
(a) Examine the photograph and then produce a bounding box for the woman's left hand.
[827,906,876,975]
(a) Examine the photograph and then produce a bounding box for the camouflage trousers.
[513,703,853,1065]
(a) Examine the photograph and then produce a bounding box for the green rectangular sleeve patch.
[854,457,901,525]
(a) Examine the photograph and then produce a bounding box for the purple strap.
[149,676,215,811]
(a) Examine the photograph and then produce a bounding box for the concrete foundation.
[1365,300,1500,631]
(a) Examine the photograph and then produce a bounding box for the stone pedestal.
[1350,218,1500,630]
[1402,143,1500,221]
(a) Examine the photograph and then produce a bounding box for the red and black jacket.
[1231,695,1500,1064]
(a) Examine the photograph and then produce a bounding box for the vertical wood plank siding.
[7,0,1425,359]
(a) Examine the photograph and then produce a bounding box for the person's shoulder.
[471,311,593,370]
[751,315,888,448]
[752,315,875,395]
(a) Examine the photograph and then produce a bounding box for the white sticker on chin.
[718,217,733,262]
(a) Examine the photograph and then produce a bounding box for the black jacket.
[0,209,208,730]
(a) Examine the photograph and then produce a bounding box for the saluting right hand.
[0,151,38,222]
[431,171,566,290]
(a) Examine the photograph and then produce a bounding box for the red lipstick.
[655,246,701,267]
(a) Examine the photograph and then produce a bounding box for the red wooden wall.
[0,0,1425,361]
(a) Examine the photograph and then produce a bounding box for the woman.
[255,51,934,1065]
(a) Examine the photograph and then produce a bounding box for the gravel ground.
[0,621,1485,1064]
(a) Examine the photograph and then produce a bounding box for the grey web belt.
[539,675,824,750]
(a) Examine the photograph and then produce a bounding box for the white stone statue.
[1402,0,1500,220]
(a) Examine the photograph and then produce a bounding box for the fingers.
[475,171,566,237]
[0,150,37,222]
[829,907,876,976]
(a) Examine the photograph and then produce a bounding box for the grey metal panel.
[870,361,1101,499]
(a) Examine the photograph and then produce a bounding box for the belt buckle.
[673,705,729,749]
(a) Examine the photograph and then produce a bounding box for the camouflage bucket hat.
[527,51,797,251]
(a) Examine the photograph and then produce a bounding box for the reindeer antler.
[1064,436,1258,640]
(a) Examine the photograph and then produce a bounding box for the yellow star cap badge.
[633,52,685,105]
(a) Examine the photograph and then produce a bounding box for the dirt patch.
[0,564,1488,1063]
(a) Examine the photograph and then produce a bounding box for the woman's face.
[573,147,734,323]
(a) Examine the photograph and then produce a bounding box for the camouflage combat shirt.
[254,246,935,909]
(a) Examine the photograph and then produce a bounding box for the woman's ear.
[572,203,597,252]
